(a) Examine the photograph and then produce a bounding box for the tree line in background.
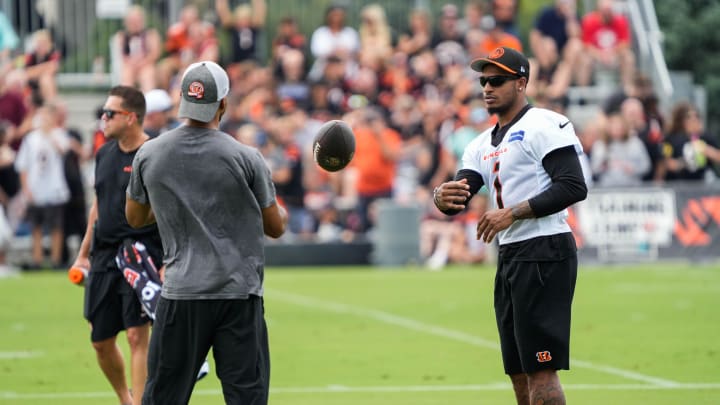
[655,0,720,136]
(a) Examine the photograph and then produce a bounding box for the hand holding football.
[312,120,355,172]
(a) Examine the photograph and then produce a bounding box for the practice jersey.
[461,106,583,245]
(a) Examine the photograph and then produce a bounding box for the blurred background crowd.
[0,0,718,271]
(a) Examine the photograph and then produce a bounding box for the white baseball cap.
[144,89,173,114]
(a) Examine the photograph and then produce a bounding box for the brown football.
[312,120,356,172]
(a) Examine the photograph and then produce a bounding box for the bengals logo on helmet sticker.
[187,81,205,99]
[489,47,505,59]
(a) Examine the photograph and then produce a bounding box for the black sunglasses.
[479,75,520,87]
[102,108,132,119]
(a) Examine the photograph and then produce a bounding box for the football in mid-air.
[312,120,355,172]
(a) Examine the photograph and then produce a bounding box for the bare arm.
[144,29,162,64]
[702,142,720,163]
[71,198,98,270]
[125,194,156,228]
[262,202,287,238]
[372,123,400,162]
[215,0,234,27]
[377,137,399,162]
[251,0,267,28]
[24,59,59,79]
[116,31,127,61]
[18,171,31,201]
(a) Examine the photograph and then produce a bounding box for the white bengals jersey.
[461,107,583,245]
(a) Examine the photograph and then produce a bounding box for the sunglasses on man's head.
[102,108,132,119]
[479,75,520,87]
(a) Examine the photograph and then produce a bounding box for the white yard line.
[267,382,720,393]
[3,383,720,400]
[0,291,697,402]
[270,290,680,387]
[0,351,43,359]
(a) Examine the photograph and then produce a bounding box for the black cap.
[470,46,529,79]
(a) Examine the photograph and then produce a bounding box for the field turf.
[1,262,718,404]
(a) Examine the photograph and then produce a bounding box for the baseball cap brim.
[470,58,520,75]
[178,98,221,123]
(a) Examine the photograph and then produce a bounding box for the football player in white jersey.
[433,47,587,405]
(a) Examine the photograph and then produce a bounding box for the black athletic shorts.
[494,232,578,375]
[26,204,64,231]
[84,270,150,342]
[142,295,270,405]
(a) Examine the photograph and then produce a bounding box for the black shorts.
[143,296,269,405]
[84,270,150,342]
[494,233,578,375]
[26,204,65,231]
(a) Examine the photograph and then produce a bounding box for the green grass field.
[1,263,719,404]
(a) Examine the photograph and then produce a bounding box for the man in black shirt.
[71,86,161,405]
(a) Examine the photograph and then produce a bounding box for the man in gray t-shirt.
[126,61,287,405]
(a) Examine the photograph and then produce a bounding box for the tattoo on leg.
[510,374,529,405]
[528,370,566,405]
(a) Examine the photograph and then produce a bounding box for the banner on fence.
[571,184,720,262]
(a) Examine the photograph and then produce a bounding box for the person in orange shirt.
[351,107,401,231]
[157,5,200,89]
[477,16,523,56]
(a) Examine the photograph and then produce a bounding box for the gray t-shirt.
[127,125,276,299]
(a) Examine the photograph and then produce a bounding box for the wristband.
[433,187,441,207]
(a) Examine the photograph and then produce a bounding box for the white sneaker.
[426,250,448,271]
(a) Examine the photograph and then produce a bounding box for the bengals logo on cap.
[489,47,505,59]
[187,81,205,99]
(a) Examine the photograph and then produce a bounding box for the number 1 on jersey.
[492,161,504,209]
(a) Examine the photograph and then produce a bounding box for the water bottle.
[68,266,88,286]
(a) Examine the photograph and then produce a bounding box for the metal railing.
[627,0,674,102]
[4,0,175,79]
[4,0,445,81]
[578,0,674,97]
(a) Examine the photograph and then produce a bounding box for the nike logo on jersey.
[559,121,571,129]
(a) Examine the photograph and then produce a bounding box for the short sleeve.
[460,139,484,175]
[527,121,582,161]
[126,145,149,204]
[249,149,276,209]
[616,16,631,44]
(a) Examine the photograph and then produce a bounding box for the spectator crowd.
[0,0,718,271]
